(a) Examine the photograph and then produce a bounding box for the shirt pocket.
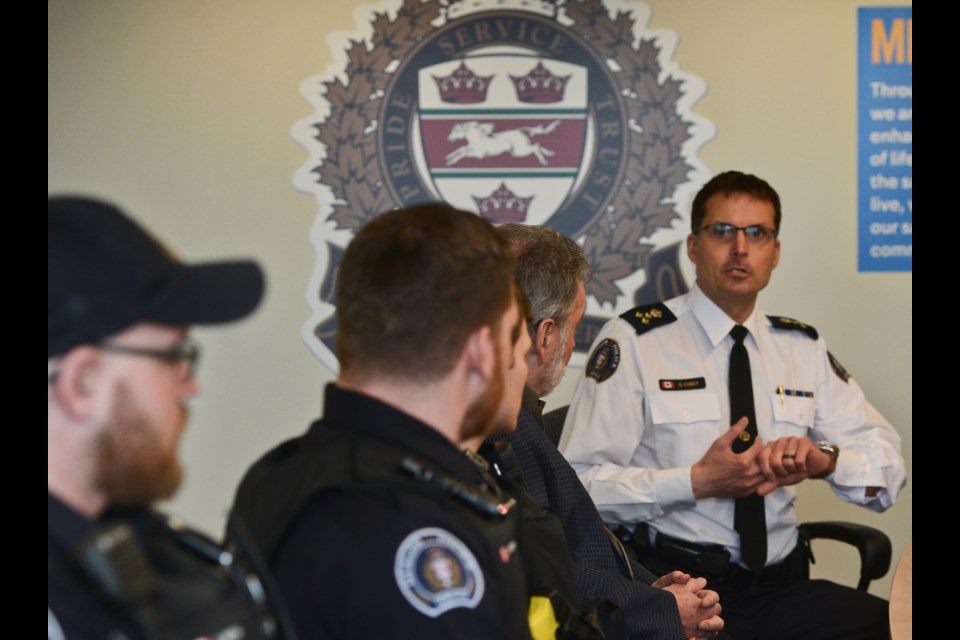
[648,392,722,465]
[768,393,815,435]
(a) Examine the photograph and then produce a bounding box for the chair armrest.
[799,520,892,591]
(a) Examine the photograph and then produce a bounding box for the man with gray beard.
[484,224,725,640]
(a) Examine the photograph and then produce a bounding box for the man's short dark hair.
[497,224,591,334]
[690,170,782,234]
[336,203,516,383]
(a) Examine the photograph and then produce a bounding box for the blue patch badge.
[394,527,484,618]
[586,338,620,382]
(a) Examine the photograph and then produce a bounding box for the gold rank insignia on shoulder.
[638,308,662,323]
[620,302,677,336]
[767,315,819,340]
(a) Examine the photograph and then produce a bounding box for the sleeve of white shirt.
[559,320,696,525]
[812,339,906,512]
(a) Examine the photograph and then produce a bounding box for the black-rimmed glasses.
[694,222,777,244]
[97,338,201,377]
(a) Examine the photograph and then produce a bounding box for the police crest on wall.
[294,0,714,373]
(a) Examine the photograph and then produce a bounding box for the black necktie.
[729,324,767,573]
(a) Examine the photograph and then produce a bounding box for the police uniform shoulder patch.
[620,303,677,336]
[827,351,851,383]
[586,338,620,382]
[394,527,484,618]
[767,315,819,340]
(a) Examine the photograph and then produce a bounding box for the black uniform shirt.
[243,385,530,640]
[49,494,275,640]
[48,494,124,639]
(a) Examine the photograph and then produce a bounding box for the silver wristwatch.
[812,440,840,479]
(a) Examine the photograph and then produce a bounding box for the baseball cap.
[48,196,265,357]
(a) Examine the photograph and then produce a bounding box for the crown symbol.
[509,62,570,104]
[473,183,534,224]
[432,62,493,104]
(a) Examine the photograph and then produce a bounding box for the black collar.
[521,384,546,428]
[317,384,479,486]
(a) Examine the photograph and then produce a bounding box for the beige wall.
[48,0,911,598]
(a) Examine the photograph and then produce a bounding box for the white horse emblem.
[445,120,561,166]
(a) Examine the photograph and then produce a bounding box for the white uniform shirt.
[560,284,906,567]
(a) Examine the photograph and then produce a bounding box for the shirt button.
[682,410,690,419]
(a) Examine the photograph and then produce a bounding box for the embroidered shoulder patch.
[620,302,677,336]
[767,315,819,340]
[827,351,851,383]
[394,527,484,618]
[586,338,620,382]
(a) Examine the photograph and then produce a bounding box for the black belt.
[647,531,809,589]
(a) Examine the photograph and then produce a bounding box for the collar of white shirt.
[688,282,762,349]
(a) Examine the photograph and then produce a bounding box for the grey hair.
[497,224,591,333]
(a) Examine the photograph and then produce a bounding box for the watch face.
[815,441,839,455]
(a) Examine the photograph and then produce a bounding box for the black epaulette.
[158,513,232,564]
[767,315,819,340]
[401,456,515,519]
[620,302,677,335]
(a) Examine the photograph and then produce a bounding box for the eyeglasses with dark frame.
[96,338,201,378]
[694,222,778,244]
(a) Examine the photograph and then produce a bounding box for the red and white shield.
[417,55,587,225]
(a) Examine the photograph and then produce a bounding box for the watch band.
[812,440,839,479]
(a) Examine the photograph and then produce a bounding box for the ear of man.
[463,325,495,386]
[533,317,558,365]
[685,232,700,265]
[50,346,103,420]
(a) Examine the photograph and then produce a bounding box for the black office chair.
[541,404,892,592]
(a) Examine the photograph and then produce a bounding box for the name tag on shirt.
[659,377,706,391]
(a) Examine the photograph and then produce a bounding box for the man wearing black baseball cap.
[47,196,281,639]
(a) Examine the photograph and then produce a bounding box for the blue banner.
[858,7,912,272]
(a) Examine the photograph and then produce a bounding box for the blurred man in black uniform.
[48,197,280,639]
[231,203,533,639]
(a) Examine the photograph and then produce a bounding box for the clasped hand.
[653,570,723,640]
[691,418,832,500]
